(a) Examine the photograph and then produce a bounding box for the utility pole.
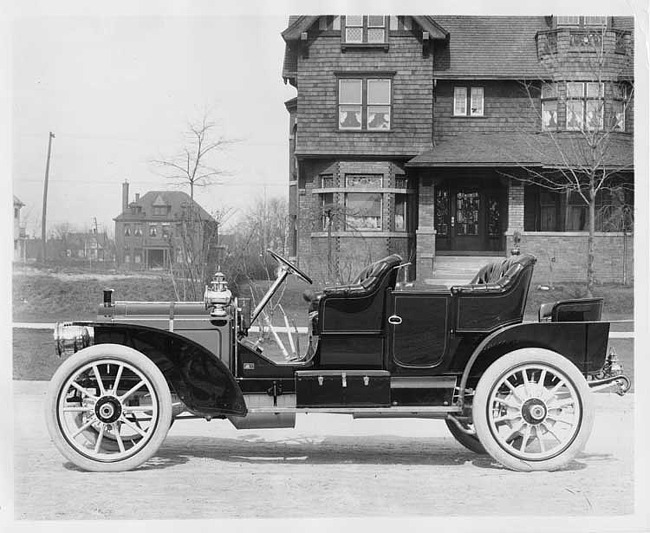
[41,131,55,262]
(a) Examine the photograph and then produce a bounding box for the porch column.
[416,175,435,279]
[506,180,525,253]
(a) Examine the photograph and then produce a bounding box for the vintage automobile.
[45,250,630,472]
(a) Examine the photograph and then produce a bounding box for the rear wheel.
[473,348,594,472]
[445,418,487,454]
[45,344,172,472]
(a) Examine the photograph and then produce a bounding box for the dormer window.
[343,16,387,45]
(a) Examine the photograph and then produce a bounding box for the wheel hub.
[521,398,547,425]
[94,396,122,424]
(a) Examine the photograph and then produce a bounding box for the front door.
[434,181,506,252]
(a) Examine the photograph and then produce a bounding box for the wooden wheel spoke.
[71,381,97,400]
[119,415,148,437]
[119,380,146,402]
[92,365,107,395]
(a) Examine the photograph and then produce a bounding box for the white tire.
[473,348,595,472]
[45,344,172,472]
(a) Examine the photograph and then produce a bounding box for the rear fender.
[458,321,610,407]
[92,323,247,417]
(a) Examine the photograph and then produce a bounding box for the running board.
[247,405,462,415]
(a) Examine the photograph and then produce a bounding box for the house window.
[162,224,171,238]
[320,192,335,231]
[153,206,169,216]
[541,83,559,131]
[124,224,131,236]
[124,251,131,263]
[567,82,604,131]
[149,224,158,237]
[339,78,391,130]
[321,174,335,188]
[556,16,607,27]
[395,194,407,231]
[346,193,382,230]
[346,174,382,187]
[611,84,627,132]
[134,249,142,263]
[343,16,386,44]
[454,86,484,117]
[525,185,633,232]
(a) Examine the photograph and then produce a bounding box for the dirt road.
[12,380,635,520]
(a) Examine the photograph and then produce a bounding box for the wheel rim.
[56,358,160,463]
[486,363,582,461]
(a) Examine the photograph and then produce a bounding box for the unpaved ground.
[12,381,635,520]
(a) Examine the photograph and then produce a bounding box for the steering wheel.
[267,249,313,285]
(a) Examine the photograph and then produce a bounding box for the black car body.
[46,251,629,472]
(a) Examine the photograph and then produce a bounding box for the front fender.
[89,322,247,417]
[457,321,610,407]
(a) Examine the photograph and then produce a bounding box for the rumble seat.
[451,254,537,331]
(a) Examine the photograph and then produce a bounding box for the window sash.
[542,100,558,130]
[557,16,580,26]
[395,195,407,231]
[612,100,626,131]
[585,16,607,26]
[454,87,467,116]
[346,174,382,187]
[345,193,382,230]
[470,87,484,116]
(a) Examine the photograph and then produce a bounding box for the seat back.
[319,254,402,333]
[452,254,537,332]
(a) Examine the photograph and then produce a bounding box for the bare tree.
[152,113,237,203]
[166,205,235,301]
[502,26,633,295]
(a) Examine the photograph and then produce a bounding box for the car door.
[388,292,451,369]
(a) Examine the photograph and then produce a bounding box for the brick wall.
[514,232,634,285]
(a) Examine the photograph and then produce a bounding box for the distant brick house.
[114,182,218,269]
[282,16,634,283]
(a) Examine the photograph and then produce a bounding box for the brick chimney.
[122,180,129,212]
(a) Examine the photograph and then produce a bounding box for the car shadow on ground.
[134,434,500,470]
[59,433,595,473]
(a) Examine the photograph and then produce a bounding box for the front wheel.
[473,348,595,472]
[45,344,172,472]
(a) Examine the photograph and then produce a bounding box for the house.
[114,181,218,269]
[13,195,26,261]
[281,16,634,284]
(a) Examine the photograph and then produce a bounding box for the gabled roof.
[432,16,548,79]
[282,16,448,82]
[114,190,214,222]
[282,15,448,41]
[407,132,633,169]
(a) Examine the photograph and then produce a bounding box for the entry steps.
[424,255,505,287]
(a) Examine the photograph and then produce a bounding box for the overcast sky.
[11,13,295,236]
